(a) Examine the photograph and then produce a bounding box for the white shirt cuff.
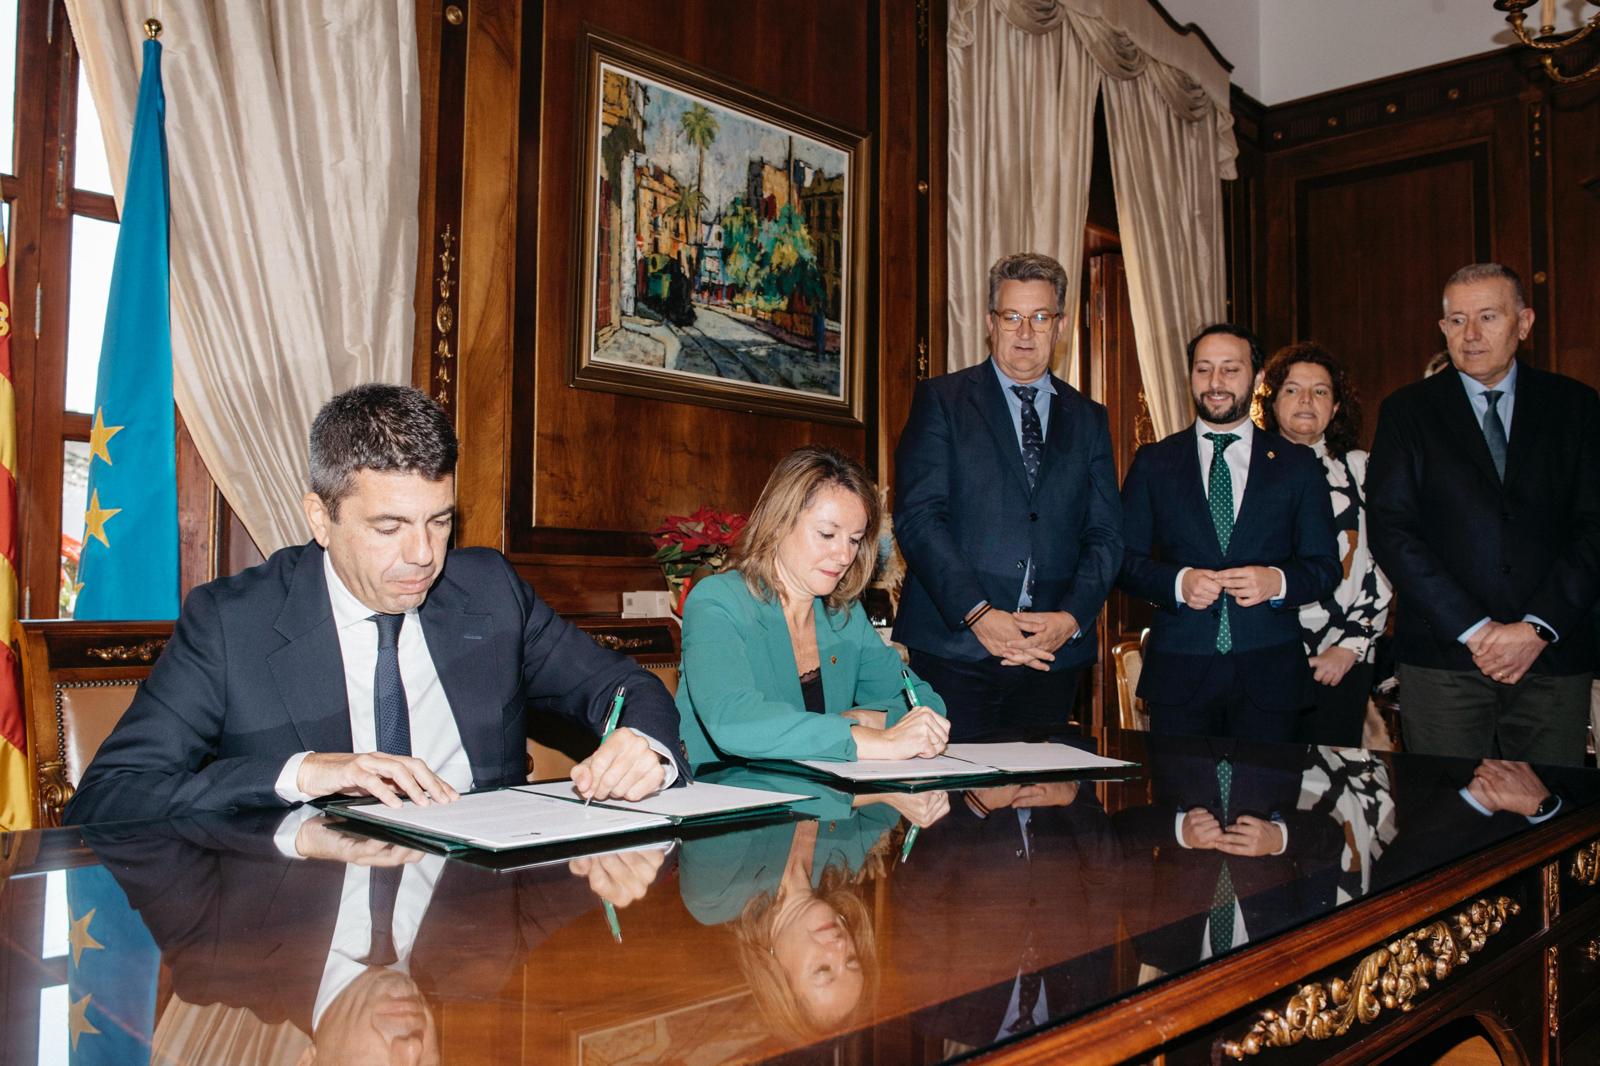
[1271,818,1289,855]
[1174,810,1192,846]
[1174,568,1191,608]
[624,727,680,790]
[1270,567,1287,602]
[1458,617,1491,645]
[273,804,324,858]
[275,752,316,804]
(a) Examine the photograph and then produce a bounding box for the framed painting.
[571,30,869,425]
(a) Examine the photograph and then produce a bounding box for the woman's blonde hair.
[730,446,881,614]
[731,860,883,1045]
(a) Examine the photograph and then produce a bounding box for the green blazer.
[675,571,946,770]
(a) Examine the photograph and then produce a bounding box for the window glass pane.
[0,0,16,176]
[73,63,113,196]
[38,983,68,1066]
[65,215,118,414]
[60,440,88,618]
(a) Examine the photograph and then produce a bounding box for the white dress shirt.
[1174,419,1286,605]
[274,554,677,801]
[313,854,447,1029]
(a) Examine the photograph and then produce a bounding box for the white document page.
[517,780,814,819]
[794,755,990,781]
[943,742,1133,772]
[342,789,670,851]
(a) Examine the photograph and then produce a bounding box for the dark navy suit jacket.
[892,360,1123,671]
[65,542,688,823]
[1118,424,1339,711]
[1367,363,1600,674]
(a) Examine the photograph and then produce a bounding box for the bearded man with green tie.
[1118,324,1340,741]
[1368,263,1600,766]
[66,384,687,823]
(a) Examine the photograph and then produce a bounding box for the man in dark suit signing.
[1118,324,1339,741]
[65,384,686,823]
[1368,263,1600,766]
[893,252,1123,742]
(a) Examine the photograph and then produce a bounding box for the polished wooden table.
[3,732,1599,1065]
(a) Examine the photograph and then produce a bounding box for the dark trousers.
[1296,661,1375,749]
[1397,664,1592,767]
[907,650,1083,744]
[1144,653,1300,744]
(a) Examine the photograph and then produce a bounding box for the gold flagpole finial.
[144,17,162,39]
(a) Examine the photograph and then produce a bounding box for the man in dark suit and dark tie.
[893,252,1123,742]
[1367,263,1600,766]
[1118,324,1339,741]
[66,384,686,823]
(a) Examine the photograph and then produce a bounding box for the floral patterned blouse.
[1298,442,1393,663]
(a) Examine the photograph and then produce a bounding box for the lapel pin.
[830,655,837,665]
[1267,450,1276,459]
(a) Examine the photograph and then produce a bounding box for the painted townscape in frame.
[574,34,866,424]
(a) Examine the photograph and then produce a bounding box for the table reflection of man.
[84,811,665,1065]
[1114,736,1342,975]
[888,780,1121,1051]
[679,766,945,1045]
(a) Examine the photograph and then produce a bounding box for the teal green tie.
[1204,433,1239,653]
[1208,758,1236,954]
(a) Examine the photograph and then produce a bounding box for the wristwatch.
[1533,793,1561,819]
[1528,621,1557,643]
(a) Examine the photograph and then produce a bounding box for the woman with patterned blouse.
[1260,343,1393,747]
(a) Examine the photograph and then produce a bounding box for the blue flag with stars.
[65,864,159,1065]
[75,36,178,621]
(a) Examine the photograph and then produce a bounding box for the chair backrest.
[14,619,174,826]
[1111,630,1150,733]
[527,616,682,781]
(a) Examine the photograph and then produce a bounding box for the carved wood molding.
[1572,840,1600,886]
[84,639,168,664]
[1218,896,1520,1059]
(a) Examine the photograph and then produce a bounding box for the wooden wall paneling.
[1225,85,1265,334]
[1261,94,1536,448]
[1547,78,1600,386]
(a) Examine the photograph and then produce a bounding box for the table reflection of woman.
[681,767,948,1042]
[1260,343,1393,747]
[676,446,949,770]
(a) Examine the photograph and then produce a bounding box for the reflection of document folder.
[789,741,1136,789]
[332,780,809,852]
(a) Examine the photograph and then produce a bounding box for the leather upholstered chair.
[526,616,681,781]
[13,619,174,826]
[1111,628,1150,733]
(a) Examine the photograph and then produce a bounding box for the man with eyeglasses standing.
[893,252,1123,742]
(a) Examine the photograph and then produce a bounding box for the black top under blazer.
[1367,362,1600,675]
[1118,425,1340,711]
[892,360,1124,671]
[64,542,689,823]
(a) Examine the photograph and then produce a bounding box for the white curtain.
[66,1,420,555]
[947,0,1100,380]
[946,0,1235,430]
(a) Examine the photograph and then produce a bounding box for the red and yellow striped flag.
[0,219,28,832]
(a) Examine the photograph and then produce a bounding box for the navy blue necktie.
[363,864,402,967]
[372,613,411,757]
[1010,385,1044,490]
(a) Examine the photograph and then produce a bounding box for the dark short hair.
[1259,342,1363,458]
[1186,323,1264,374]
[1443,263,1526,312]
[987,252,1069,315]
[308,384,458,518]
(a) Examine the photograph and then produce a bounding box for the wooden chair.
[14,619,174,827]
[1111,629,1150,732]
[527,615,682,781]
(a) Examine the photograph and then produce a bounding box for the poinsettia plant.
[650,505,747,586]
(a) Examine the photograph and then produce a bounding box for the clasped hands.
[1180,808,1284,857]
[844,706,951,759]
[296,728,666,809]
[1181,566,1282,610]
[971,608,1079,670]
[1465,621,1547,686]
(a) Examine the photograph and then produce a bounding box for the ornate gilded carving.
[1581,939,1600,965]
[1547,945,1560,1037]
[915,338,929,380]
[588,633,655,653]
[36,760,73,827]
[1133,391,1157,449]
[1545,860,1561,923]
[85,639,167,663]
[432,225,457,410]
[1572,841,1600,887]
[1218,897,1520,1059]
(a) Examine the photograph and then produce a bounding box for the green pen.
[587,685,626,807]
[899,669,922,863]
[603,899,623,943]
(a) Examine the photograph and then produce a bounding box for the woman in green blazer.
[676,447,949,771]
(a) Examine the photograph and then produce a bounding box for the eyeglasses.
[992,309,1061,332]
